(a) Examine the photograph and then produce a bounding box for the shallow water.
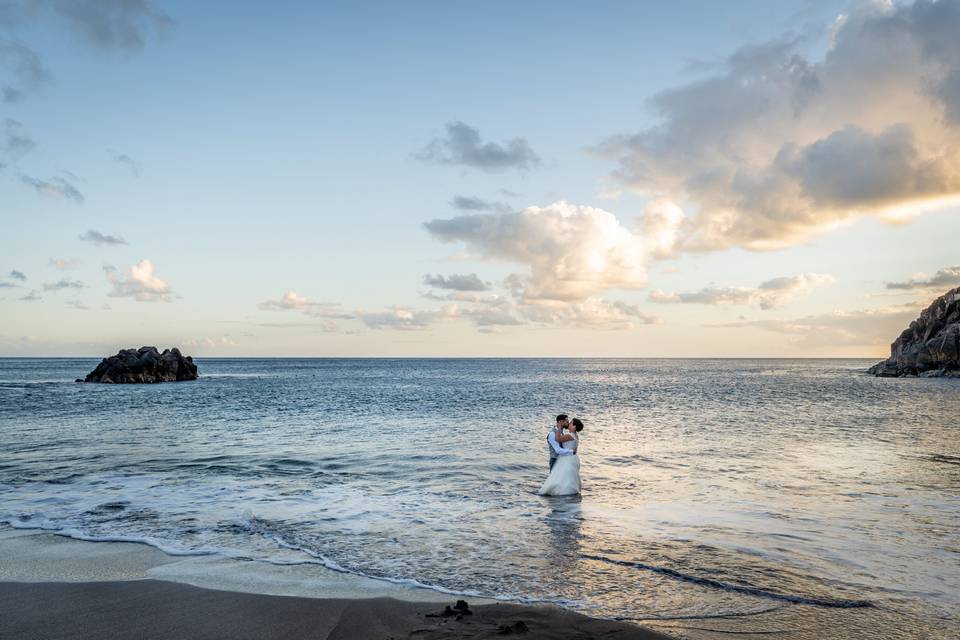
[1,358,957,638]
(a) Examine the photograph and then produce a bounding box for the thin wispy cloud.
[649,273,835,310]
[451,196,510,212]
[220,319,343,331]
[108,149,140,176]
[2,118,35,156]
[423,273,491,292]
[712,303,923,348]
[104,259,171,302]
[886,265,960,291]
[8,270,26,281]
[49,257,80,270]
[457,297,661,331]
[19,290,40,301]
[49,0,174,53]
[416,121,541,172]
[184,336,236,349]
[42,279,84,291]
[596,0,960,252]
[258,291,352,317]
[20,174,84,203]
[0,1,171,105]
[79,229,127,246]
[422,290,503,304]
[0,40,51,103]
[357,306,452,331]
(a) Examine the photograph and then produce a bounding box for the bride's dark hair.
[572,418,584,432]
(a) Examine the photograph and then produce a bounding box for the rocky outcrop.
[868,287,960,377]
[80,346,198,383]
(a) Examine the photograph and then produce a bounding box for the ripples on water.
[1,358,957,638]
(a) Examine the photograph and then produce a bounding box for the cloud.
[79,229,127,245]
[108,149,140,176]
[422,273,491,291]
[104,259,171,302]
[649,273,834,310]
[422,290,503,304]
[712,303,922,348]
[42,279,84,291]
[18,290,40,301]
[637,198,687,259]
[221,319,337,329]
[451,196,510,212]
[8,269,25,281]
[257,291,353,320]
[597,0,960,252]
[425,201,648,302]
[424,201,667,330]
[65,299,89,310]
[416,121,541,171]
[0,40,51,103]
[521,299,660,329]
[2,118,35,155]
[0,281,17,288]
[886,265,960,291]
[20,174,84,203]
[455,296,661,331]
[356,306,453,331]
[0,0,170,105]
[49,0,173,53]
[49,257,80,270]
[184,336,236,349]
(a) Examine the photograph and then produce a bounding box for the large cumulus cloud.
[598,0,960,251]
[425,201,648,302]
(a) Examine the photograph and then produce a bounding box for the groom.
[547,414,576,471]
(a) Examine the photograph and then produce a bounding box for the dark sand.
[0,580,672,640]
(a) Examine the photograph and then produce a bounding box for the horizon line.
[0,355,883,360]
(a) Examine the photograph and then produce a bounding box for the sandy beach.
[0,530,670,639]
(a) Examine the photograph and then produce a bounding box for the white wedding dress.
[539,434,581,496]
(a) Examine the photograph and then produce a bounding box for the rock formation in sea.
[868,287,960,377]
[80,346,199,383]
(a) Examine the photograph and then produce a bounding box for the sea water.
[1,358,957,638]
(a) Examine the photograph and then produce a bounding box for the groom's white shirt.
[547,427,575,458]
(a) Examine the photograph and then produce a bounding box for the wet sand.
[0,579,671,639]
[0,531,671,639]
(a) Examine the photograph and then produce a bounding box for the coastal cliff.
[81,346,198,383]
[868,287,960,377]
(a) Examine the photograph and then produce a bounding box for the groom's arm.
[547,429,574,456]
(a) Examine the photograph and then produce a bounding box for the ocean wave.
[233,514,585,608]
[581,553,872,608]
[0,516,585,611]
[918,453,960,466]
[1,518,227,558]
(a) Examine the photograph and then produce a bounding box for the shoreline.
[0,528,482,602]
[0,530,671,639]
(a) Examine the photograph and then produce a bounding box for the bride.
[539,418,583,496]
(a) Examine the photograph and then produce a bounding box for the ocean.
[1,358,957,638]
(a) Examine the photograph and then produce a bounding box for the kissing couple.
[538,414,583,496]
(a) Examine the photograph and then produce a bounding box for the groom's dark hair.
[556,414,568,423]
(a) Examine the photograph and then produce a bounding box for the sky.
[1,0,959,357]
